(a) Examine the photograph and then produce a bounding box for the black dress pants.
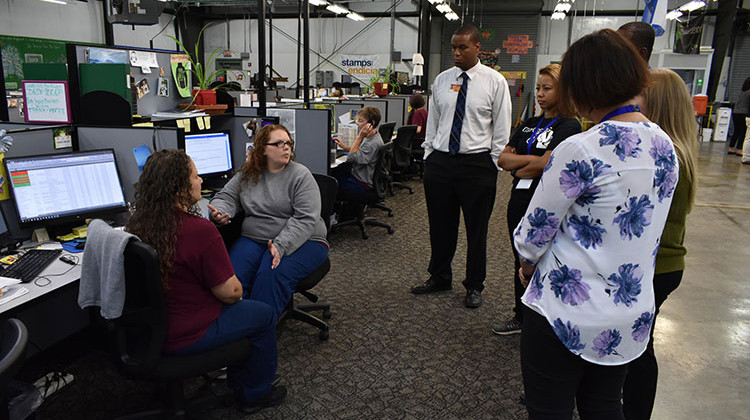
[730,113,747,149]
[521,307,628,420]
[507,190,534,321]
[622,270,683,420]
[423,151,498,292]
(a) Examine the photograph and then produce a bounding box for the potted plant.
[167,23,226,106]
[368,65,395,97]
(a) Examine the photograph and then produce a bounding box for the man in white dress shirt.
[410,25,512,308]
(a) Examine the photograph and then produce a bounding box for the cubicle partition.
[3,124,74,158]
[76,126,181,203]
[375,96,406,127]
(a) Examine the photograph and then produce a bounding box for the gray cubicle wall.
[4,125,74,158]
[221,107,258,172]
[294,108,330,175]
[77,126,181,203]
[332,102,362,132]
[377,97,405,127]
[71,45,184,118]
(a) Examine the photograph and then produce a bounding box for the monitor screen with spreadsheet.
[182,131,232,177]
[4,149,128,228]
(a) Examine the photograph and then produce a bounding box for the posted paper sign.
[22,81,71,123]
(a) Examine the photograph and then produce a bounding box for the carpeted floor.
[32,172,537,419]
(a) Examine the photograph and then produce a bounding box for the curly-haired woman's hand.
[207,204,231,226]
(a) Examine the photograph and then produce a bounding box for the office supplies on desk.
[2,249,62,283]
[0,285,28,306]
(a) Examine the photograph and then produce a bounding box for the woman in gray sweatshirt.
[332,106,385,192]
[208,124,329,319]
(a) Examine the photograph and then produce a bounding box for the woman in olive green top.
[623,69,698,420]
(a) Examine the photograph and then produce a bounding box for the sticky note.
[196,117,205,130]
[203,116,211,129]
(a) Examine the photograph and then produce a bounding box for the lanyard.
[600,104,641,123]
[527,115,560,155]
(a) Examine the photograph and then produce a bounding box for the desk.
[0,251,88,357]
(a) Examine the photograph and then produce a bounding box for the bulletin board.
[21,80,71,123]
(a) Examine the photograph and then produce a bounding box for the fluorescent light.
[326,3,349,14]
[428,0,443,3]
[346,12,365,21]
[445,12,459,20]
[309,0,329,6]
[39,0,67,4]
[436,3,453,13]
[554,3,571,12]
[551,11,566,20]
[666,10,684,20]
[679,0,706,12]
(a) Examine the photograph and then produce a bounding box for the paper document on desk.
[0,285,28,306]
[338,123,358,148]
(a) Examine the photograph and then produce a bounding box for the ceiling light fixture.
[436,3,453,14]
[309,0,329,6]
[554,3,571,12]
[346,12,365,21]
[326,3,349,14]
[551,11,566,20]
[666,9,684,20]
[679,0,706,12]
[39,0,67,4]
[428,0,443,4]
[445,12,459,20]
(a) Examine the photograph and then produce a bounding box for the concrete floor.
[651,142,750,420]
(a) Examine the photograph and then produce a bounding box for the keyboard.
[2,249,63,283]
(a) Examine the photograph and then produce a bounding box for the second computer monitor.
[183,131,232,176]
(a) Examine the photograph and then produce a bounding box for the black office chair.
[332,142,395,239]
[378,121,396,143]
[109,240,253,419]
[79,90,132,126]
[277,173,337,340]
[217,174,337,341]
[0,319,28,420]
[390,125,418,195]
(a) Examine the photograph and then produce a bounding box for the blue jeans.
[229,237,329,320]
[174,300,277,403]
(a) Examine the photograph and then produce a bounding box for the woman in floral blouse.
[513,29,679,419]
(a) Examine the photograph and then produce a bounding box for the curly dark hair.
[239,124,293,184]
[125,149,200,287]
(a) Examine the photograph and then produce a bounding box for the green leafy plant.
[167,23,226,91]
[367,64,400,95]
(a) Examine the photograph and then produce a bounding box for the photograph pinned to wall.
[512,54,521,64]
[88,47,129,64]
[136,78,150,99]
[171,54,192,98]
[53,127,73,149]
[157,77,169,97]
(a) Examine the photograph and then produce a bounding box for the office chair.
[378,122,396,143]
[390,125,418,195]
[277,174,337,340]
[0,319,28,420]
[217,175,337,341]
[332,142,395,239]
[79,90,132,126]
[109,240,253,419]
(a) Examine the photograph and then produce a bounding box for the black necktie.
[450,72,469,156]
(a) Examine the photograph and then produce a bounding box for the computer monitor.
[179,131,234,190]
[0,206,22,252]
[4,149,128,229]
[182,131,232,177]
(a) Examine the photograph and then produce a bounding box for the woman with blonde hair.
[492,63,582,335]
[623,68,698,420]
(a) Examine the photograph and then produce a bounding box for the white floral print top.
[514,121,679,365]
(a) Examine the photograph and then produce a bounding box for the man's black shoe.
[464,289,482,308]
[410,277,452,294]
[239,385,287,414]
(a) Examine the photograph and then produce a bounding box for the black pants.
[622,270,683,420]
[730,113,747,149]
[507,191,533,321]
[423,151,498,291]
[521,307,628,420]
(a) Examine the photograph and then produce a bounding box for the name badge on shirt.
[516,179,533,190]
[450,84,462,92]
